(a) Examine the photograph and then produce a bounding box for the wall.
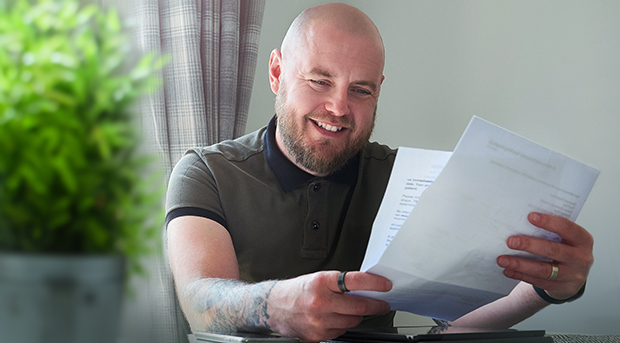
[247,0,620,335]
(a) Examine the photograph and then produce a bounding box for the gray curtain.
[134,0,266,170]
[106,1,266,342]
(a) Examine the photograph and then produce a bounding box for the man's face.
[270,25,385,176]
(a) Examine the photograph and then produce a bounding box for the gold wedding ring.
[547,262,559,281]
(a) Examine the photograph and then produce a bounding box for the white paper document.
[355,116,600,321]
[360,147,453,272]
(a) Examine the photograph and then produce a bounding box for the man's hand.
[424,212,593,330]
[169,217,392,342]
[267,271,392,342]
[497,212,594,300]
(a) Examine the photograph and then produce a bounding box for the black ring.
[337,271,350,292]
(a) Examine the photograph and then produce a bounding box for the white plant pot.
[0,253,125,343]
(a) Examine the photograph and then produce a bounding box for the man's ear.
[269,49,282,95]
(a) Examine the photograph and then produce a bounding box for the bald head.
[281,3,384,69]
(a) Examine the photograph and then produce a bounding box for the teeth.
[315,121,343,132]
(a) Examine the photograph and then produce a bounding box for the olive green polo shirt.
[166,116,397,326]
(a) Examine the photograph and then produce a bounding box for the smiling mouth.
[311,119,344,132]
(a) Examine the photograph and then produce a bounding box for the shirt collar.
[264,116,360,192]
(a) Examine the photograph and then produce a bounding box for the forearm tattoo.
[429,319,452,334]
[184,278,279,334]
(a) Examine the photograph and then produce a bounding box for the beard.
[275,86,376,176]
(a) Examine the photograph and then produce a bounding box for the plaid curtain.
[105,1,266,342]
[133,0,266,171]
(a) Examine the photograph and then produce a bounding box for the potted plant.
[0,0,164,342]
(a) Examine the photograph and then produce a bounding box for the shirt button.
[311,221,320,230]
[313,183,321,192]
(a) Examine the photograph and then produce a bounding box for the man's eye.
[311,80,328,86]
[353,88,372,96]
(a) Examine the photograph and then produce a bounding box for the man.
[165,3,593,342]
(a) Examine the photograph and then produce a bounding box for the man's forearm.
[450,281,549,329]
[181,278,279,333]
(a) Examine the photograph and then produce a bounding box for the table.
[549,335,620,343]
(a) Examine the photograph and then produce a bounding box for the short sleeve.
[164,151,226,228]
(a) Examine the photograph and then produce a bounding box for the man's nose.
[324,88,350,116]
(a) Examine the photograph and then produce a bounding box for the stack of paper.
[355,116,599,321]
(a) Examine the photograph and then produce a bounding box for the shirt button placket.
[302,181,328,258]
[312,182,321,230]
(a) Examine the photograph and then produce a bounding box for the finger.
[313,312,363,331]
[528,213,593,248]
[507,234,577,262]
[501,267,557,291]
[507,234,594,270]
[498,255,563,281]
[314,271,391,319]
[498,258,562,293]
[505,233,594,272]
[500,264,586,300]
[338,271,393,293]
[498,252,590,299]
[335,297,391,319]
[339,272,392,317]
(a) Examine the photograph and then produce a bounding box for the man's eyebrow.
[308,68,378,93]
[309,68,333,78]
